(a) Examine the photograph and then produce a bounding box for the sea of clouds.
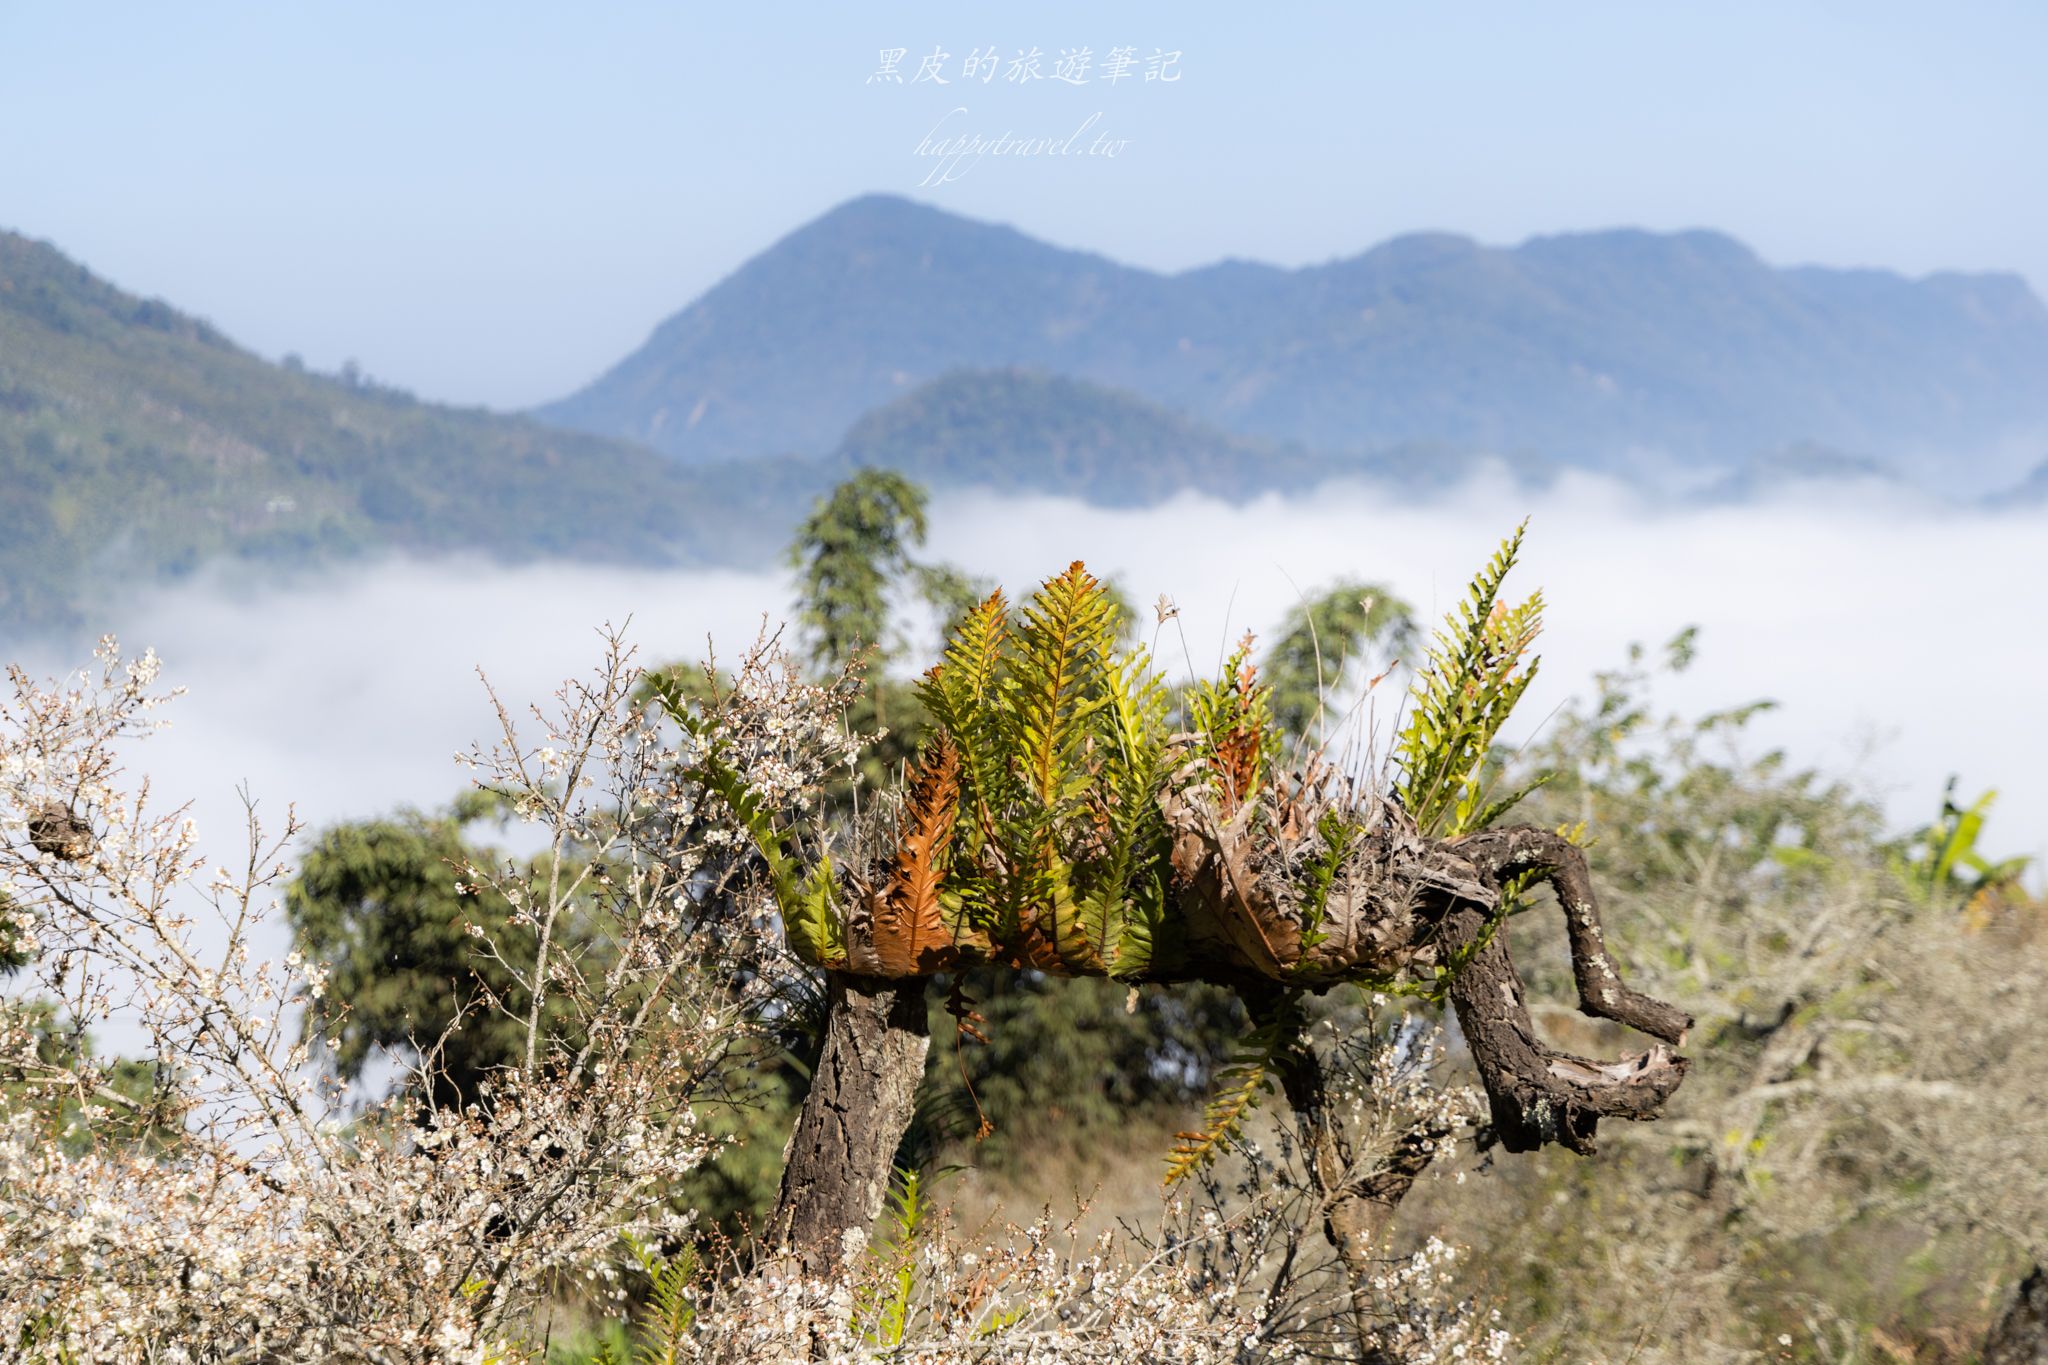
[7,472,2044,975]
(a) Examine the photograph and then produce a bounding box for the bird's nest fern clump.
[672,527,1694,1167]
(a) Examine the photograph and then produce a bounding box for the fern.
[915,590,1014,940]
[785,855,847,969]
[855,1166,928,1347]
[1003,563,1120,964]
[1186,634,1281,815]
[1011,562,1119,812]
[1466,771,1556,835]
[1078,645,1175,977]
[916,590,1013,836]
[1394,522,1545,837]
[620,1234,698,1365]
[872,736,965,972]
[916,565,1147,972]
[653,684,849,969]
[1164,1008,1293,1185]
[1294,808,1358,956]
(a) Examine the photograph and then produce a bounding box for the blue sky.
[3,1,2042,409]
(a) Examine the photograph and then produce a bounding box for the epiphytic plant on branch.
[673,530,1694,1282]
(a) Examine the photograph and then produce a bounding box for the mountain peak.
[1359,230,1485,262]
[777,194,1042,259]
[807,192,945,227]
[534,199,2048,482]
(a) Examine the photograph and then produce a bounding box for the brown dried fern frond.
[871,735,964,975]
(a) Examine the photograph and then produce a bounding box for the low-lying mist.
[8,472,2044,961]
[921,472,2046,869]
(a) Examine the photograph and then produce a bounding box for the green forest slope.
[0,229,808,634]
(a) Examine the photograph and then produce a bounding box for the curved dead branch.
[1441,827,1692,1153]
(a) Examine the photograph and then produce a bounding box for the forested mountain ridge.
[0,229,801,633]
[9,206,2046,636]
[825,367,1522,503]
[832,368,1317,503]
[538,194,2048,483]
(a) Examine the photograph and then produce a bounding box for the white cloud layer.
[7,474,2044,974]
[922,473,2048,872]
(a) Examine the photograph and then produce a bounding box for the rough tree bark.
[1236,827,1692,1356]
[765,971,931,1276]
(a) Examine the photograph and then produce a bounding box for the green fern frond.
[1164,1010,1293,1185]
[1295,809,1359,956]
[654,692,849,968]
[855,1167,927,1347]
[1010,562,1119,812]
[989,563,1120,954]
[622,1234,698,1365]
[784,855,848,970]
[1394,522,1546,836]
[1039,853,1101,971]
[660,698,796,894]
[907,563,1185,977]
[1080,645,1175,977]
[1106,865,1170,980]
[916,589,1014,834]
[1467,771,1556,835]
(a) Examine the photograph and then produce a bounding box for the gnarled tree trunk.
[765,971,931,1276]
[1444,827,1691,1154]
[1235,828,1692,1356]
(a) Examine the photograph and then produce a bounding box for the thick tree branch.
[1436,829,1693,1154]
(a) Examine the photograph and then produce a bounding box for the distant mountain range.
[537,195,2048,487]
[0,229,808,634]
[7,198,2047,635]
